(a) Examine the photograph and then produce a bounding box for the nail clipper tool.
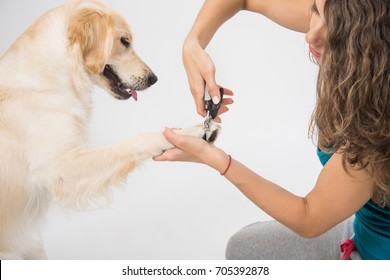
[204,86,224,130]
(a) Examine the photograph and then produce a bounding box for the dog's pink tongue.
[131,90,138,101]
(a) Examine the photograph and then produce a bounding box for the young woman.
[154,0,390,259]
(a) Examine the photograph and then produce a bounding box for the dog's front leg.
[53,125,215,209]
[52,132,168,208]
[107,123,215,163]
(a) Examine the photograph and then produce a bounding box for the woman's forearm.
[185,0,246,48]
[206,148,312,236]
[222,157,312,236]
[202,146,321,237]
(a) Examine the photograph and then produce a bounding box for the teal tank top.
[317,149,390,259]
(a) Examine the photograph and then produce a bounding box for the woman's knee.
[226,220,281,260]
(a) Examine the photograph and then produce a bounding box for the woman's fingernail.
[161,126,166,133]
[212,96,220,104]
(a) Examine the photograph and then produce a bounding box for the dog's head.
[67,0,157,100]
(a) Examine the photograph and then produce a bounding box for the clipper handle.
[204,87,224,119]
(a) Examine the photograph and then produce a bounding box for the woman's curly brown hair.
[310,0,390,207]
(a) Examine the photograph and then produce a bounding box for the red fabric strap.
[340,239,356,260]
[220,155,232,176]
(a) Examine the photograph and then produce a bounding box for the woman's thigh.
[226,217,354,260]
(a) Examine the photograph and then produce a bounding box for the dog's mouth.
[102,65,137,101]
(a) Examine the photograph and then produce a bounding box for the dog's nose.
[148,73,158,85]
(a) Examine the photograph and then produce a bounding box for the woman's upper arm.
[244,0,312,33]
[303,152,374,236]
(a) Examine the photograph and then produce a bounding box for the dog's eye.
[120,37,130,48]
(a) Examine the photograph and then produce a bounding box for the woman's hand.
[182,37,234,123]
[153,127,230,174]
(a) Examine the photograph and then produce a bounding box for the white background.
[0,0,321,259]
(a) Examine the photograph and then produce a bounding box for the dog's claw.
[202,122,220,144]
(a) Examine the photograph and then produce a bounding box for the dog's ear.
[68,9,112,74]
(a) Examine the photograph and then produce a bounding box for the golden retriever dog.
[0,0,219,259]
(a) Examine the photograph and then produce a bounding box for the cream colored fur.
[0,0,218,259]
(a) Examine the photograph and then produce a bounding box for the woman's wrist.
[185,24,213,49]
[203,146,231,175]
[183,34,205,56]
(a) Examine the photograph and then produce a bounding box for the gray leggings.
[226,217,356,260]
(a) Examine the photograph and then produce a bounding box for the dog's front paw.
[202,122,221,143]
[176,122,220,144]
[143,122,220,159]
